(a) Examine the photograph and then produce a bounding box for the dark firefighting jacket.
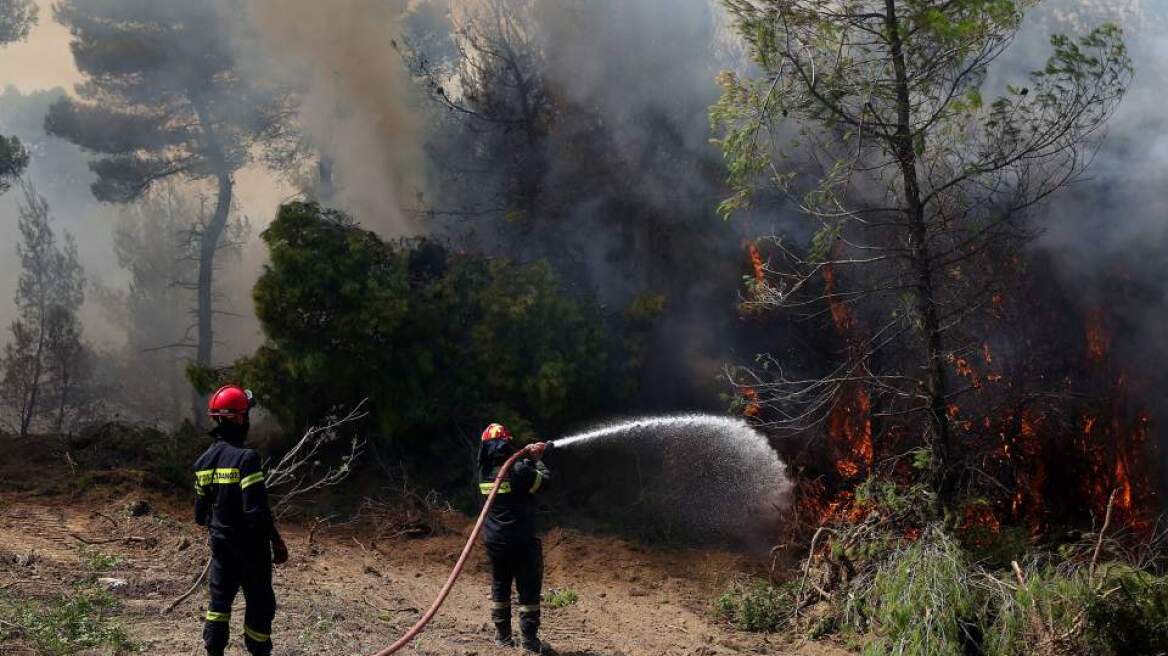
[194,427,274,544]
[478,440,551,545]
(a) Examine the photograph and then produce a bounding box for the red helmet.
[208,385,253,423]
[481,423,511,442]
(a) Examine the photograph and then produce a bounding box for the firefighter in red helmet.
[478,422,552,653]
[193,385,287,656]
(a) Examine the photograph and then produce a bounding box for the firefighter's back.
[481,458,550,545]
[194,441,265,543]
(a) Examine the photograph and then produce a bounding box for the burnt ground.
[0,480,849,656]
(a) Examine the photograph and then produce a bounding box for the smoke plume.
[242,0,419,236]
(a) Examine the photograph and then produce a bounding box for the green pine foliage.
[198,201,655,463]
[851,528,981,656]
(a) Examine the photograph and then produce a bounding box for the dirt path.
[0,491,845,656]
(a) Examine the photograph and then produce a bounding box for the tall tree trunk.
[19,297,48,439]
[884,0,953,504]
[193,170,233,427]
[191,99,233,429]
[54,355,70,434]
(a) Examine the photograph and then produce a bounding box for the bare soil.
[0,485,848,656]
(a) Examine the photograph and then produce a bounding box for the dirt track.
[0,489,845,656]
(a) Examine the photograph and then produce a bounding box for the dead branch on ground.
[161,557,211,615]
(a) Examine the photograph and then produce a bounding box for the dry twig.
[1090,488,1117,582]
[162,557,212,615]
[267,399,368,516]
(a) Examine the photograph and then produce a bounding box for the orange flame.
[1086,309,1109,364]
[822,263,855,334]
[747,242,765,286]
[741,387,761,418]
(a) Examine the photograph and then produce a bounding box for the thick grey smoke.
[1000,1,1168,487]
[1026,1,1168,289]
[404,0,778,409]
[240,0,420,236]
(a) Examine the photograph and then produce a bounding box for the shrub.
[195,202,657,484]
[546,588,580,608]
[0,585,138,654]
[985,563,1168,656]
[715,578,794,632]
[846,527,982,656]
[1089,564,1168,655]
[78,545,124,574]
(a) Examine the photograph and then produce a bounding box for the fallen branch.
[162,557,212,615]
[92,512,119,529]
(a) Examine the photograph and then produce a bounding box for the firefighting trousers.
[203,537,276,655]
[486,538,543,639]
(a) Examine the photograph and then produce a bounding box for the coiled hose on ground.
[368,443,539,656]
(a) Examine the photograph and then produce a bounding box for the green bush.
[0,585,138,654]
[850,528,981,656]
[78,545,124,574]
[769,514,1168,656]
[546,588,580,608]
[1089,565,1168,654]
[715,578,794,632]
[985,564,1168,656]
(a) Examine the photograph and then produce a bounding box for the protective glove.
[526,442,548,460]
[271,536,289,565]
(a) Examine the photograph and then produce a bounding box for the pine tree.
[1,182,86,436]
[45,1,289,423]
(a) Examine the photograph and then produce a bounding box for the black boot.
[492,601,513,646]
[519,606,545,654]
[494,622,514,647]
[521,632,549,655]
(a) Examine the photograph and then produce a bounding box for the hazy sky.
[0,1,82,92]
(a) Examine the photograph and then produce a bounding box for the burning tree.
[713,1,1132,508]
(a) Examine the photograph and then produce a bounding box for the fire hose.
[368,442,548,656]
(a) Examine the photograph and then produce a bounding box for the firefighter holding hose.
[194,385,288,656]
[478,423,552,653]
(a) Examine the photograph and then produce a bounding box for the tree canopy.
[199,202,654,476]
[45,1,285,203]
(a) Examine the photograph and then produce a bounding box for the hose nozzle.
[523,441,551,459]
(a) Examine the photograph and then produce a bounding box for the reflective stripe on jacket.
[477,440,551,545]
[194,438,274,542]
